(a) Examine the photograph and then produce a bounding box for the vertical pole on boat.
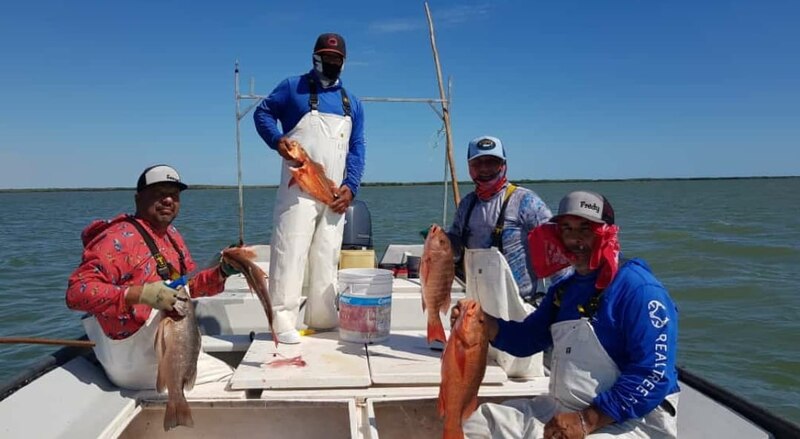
[234,61,245,246]
[424,1,461,207]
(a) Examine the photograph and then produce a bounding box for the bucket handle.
[335,285,352,312]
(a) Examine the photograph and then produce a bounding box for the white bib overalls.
[268,86,352,333]
[463,318,679,438]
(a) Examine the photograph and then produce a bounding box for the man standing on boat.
[447,135,560,304]
[453,190,680,438]
[254,33,366,344]
[65,164,238,390]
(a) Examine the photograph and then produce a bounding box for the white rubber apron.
[83,285,233,390]
[464,248,540,378]
[269,106,351,333]
[464,318,678,438]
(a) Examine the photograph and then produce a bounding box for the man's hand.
[137,281,181,312]
[544,411,585,439]
[330,185,353,214]
[276,137,295,161]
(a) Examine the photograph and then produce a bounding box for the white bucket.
[337,268,394,344]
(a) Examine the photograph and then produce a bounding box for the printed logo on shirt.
[648,300,670,328]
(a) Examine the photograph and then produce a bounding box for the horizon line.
[0,175,797,193]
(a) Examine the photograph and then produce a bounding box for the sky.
[1,0,798,189]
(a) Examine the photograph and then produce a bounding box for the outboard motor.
[341,199,373,250]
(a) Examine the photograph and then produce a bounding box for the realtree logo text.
[580,201,600,213]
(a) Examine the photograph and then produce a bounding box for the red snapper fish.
[421,224,455,344]
[438,299,490,439]
[285,140,339,205]
[220,246,277,346]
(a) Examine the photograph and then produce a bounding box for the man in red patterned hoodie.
[66,164,237,390]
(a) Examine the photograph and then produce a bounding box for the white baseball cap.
[136,164,188,192]
[467,135,506,162]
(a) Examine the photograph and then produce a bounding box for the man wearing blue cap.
[447,135,559,303]
[254,33,366,344]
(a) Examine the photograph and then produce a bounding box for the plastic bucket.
[337,268,394,344]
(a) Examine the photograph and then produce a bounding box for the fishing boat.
[0,238,798,438]
[2,3,798,437]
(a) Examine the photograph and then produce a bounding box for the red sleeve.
[65,224,135,319]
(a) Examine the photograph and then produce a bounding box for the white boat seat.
[201,334,253,353]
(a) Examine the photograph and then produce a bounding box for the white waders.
[464,248,541,378]
[463,318,679,438]
[83,285,232,390]
[268,90,352,333]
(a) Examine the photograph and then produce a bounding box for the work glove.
[139,281,181,312]
[219,244,242,277]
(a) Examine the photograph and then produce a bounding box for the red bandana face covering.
[469,163,508,201]
[528,222,621,289]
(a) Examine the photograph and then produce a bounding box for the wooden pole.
[0,337,95,348]
[424,2,461,207]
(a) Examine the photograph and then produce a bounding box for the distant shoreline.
[1,175,797,193]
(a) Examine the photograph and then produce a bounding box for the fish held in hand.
[438,299,490,439]
[421,224,455,344]
[155,288,201,431]
[221,246,277,346]
[285,140,339,206]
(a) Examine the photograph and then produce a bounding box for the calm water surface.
[1,178,798,422]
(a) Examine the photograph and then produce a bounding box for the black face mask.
[321,61,342,81]
[313,54,344,83]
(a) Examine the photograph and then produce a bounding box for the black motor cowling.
[341,199,373,250]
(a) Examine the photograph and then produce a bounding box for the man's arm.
[253,79,290,149]
[341,95,366,197]
[65,241,128,318]
[592,283,679,423]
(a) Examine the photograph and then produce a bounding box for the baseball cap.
[314,33,346,58]
[136,164,188,192]
[551,190,615,225]
[467,135,506,162]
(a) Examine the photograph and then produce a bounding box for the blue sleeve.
[446,192,475,261]
[490,287,556,356]
[342,96,366,197]
[593,283,679,422]
[519,191,552,230]
[253,79,291,149]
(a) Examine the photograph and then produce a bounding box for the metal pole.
[424,1,461,207]
[234,61,245,246]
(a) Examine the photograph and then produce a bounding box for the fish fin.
[437,381,447,418]
[154,320,168,393]
[456,341,467,376]
[163,394,193,431]
[427,318,447,345]
[462,395,479,421]
[288,177,297,187]
[420,259,429,284]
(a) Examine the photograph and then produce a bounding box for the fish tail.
[427,313,447,344]
[163,393,193,431]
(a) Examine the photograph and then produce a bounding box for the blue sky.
[1,0,798,189]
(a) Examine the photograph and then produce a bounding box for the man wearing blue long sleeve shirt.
[457,191,680,438]
[253,33,366,344]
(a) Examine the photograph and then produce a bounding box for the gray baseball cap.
[551,190,615,225]
[467,135,506,162]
